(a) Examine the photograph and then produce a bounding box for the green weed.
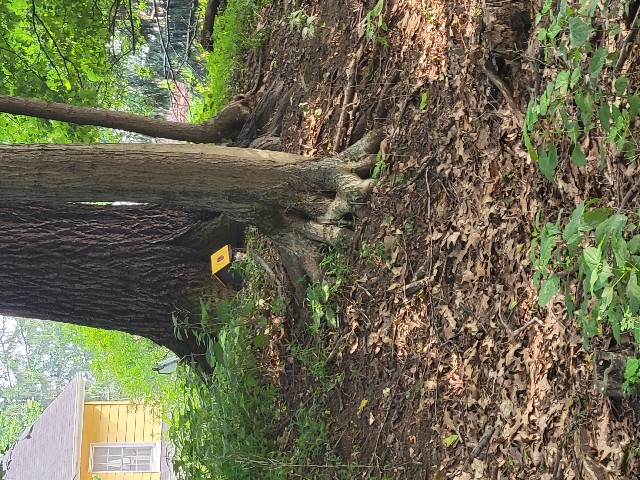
[363,0,388,45]
[419,90,429,110]
[360,241,387,262]
[532,202,640,348]
[528,1,640,393]
[524,0,640,177]
[404,211,415,235]
[167,235,367,478]
[372,149,388,179]
[288,9,318,40]
[624,357,640,393]
[190,0,266,123]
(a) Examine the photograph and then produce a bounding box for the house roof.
[1,375,84,480]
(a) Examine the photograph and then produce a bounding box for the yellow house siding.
[80,402,161,480]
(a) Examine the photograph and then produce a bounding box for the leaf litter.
[247,0,640,477]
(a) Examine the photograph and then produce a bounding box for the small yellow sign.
[210,245,231,275]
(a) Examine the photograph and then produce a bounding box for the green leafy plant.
[404,211,415,235]
[372,149,388,179]
[363,0,388,45]
[361,241,389,263]
[319,247,351,285]
[168,234,364,478]
[419,91,429,110]
[623,357,640,393]
[288,9,318,40]
[307,280,339,333]
[524,0,640,180]
[168,250,284,480]
[360,242,374,259]
[532,201,640,347]
[443,434,459,447]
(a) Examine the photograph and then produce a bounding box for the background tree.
[0,315,177,452]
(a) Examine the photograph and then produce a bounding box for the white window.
[90,442,161,473]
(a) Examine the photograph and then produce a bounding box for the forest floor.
[237,0,640,478]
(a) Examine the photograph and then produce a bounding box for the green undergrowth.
[166,242,283,479]
[167,239,378,478]
[532,203,640,345]
[189,0,268,123]
[527,0,640,391]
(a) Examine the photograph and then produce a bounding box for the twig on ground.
[247,249,277,283]
[570,446,582,480]
[498,302,540,338]
[621,174,640,210]
[326,331,351,364]
[482,59,523,123]
[463,424,494,469]
[614,6,640,75]
[511,317,542,336]
[552,447,563,480]
[404,277,428,296]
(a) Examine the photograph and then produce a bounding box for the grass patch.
[166,236,377,478]
[190,0,267,122]
[167,246,284,479]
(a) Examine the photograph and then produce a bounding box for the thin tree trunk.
[200,0,225,51]
[0,95,250,143]
[0,203,236,357]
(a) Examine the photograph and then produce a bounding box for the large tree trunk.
[0,203,239,358]
[0,135,381,284]
[0,95,250,143]
[0,133,380,354]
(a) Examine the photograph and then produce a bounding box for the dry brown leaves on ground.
[249,0,640,477]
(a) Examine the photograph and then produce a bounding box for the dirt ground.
[242,0,640,478]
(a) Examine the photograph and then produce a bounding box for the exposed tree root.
[482,58,523,123]
[333,42,366,152]
[268,130,383,292]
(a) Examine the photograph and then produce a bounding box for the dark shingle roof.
[1,375,84,480]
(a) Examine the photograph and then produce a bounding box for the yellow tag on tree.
[210,245,231,275]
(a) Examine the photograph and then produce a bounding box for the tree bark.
[200,0,226,52]
[0,95,250,143]
[0,203,238,358]
[0,133,380,358]
[0,133,381,280]
[0,138,376,225]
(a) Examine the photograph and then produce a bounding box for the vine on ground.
[524,0,639,180]
[527,0,640,390]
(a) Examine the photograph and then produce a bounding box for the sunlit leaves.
[538,274,560,307]
[0,0,138,142]
[533,203,640,350]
